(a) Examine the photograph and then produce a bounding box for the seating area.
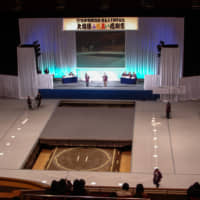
[0,177,191,200]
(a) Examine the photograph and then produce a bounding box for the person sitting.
[133,184,149,198]
[187,182,200,200]
[122,72,127,77]
[79,179,88,195]
[48,180,58,195]
[72,179,87,196]
[57,179,68,195]
[116,182,132,197]
[128,72,132,78]
[69,72,74,76]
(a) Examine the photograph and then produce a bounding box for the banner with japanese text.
[63,17,138,31]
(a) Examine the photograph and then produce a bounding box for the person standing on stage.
[27,96,32,110]
[132,72,137,80]
[35,92,42,108]
[103,73,108,87]
[153,168,162,188]
[85,73,90,87]
[166,101,171,119]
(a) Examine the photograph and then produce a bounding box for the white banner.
[63,17,138,31]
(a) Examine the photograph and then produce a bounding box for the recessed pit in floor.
[24,100,134,172]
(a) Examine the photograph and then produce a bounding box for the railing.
[22,194,150,200]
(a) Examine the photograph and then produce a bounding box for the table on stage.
[62,76,78,84]
[120,77,136,84]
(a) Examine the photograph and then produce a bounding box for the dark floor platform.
[40,100,135,147]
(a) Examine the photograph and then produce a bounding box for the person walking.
[153,168,162,188]
[27,96,32,110]
[35,92,42,108]
[166,101,171,119]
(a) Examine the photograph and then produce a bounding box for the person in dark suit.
[153,168,162,188]
[85,73,90,87]
[166,102,171,119]
[35,92,42,108]
[27,96,32,110]
[103,73,108,87]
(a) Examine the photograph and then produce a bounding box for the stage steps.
[39,89,159,100]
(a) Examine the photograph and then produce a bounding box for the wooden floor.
[32,149,131,172]
[32,149,52,170]
[119,151,131,172]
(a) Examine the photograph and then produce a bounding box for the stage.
[39,80,160,100]
[53,80,142,90]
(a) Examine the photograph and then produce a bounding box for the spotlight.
[153,137,158,141]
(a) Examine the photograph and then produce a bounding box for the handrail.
[23,193,150,200]
[0,177,49,190]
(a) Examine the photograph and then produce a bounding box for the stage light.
[153,129,157,132]
[17,127,21,131]
[153,154,158,158]
[21,118,29,125]
[153,137,157,141]
[11,135,16,139]
[42,180,47,184]
[118,183,123,186]
[6,142,11,146]
[154,145,158,149]
[85,156,88,162]
[76,155,80,161]
[91,181,96,185]
[0,152,4,156]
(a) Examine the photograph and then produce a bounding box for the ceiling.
[0,0,194,17]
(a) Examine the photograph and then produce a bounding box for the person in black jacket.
[166,102,171,119]
[27,96,32,110]
[35,92,42,108]
[153,168,162,188]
